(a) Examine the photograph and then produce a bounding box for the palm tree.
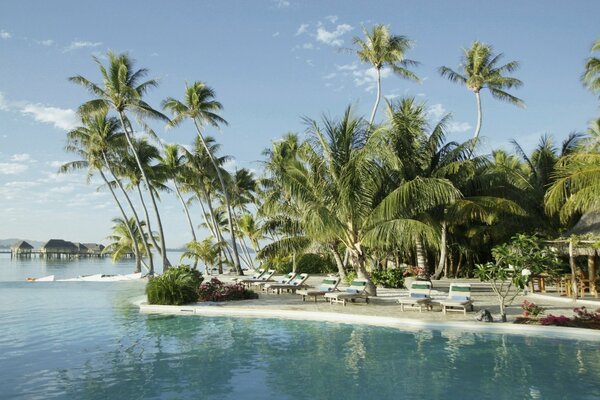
[163,81,243,275]
[160,144,198,246]
[69,50,171,270]
[181,238,221,273]
[353,24,419,126]
[439,41,524,145]
[582,39,600,95]
[61,111,152,273]
[104,217,151,263]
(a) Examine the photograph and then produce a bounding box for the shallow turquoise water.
[1,255,600,399]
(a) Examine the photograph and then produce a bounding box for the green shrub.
[343,271,357,285]
[371,268,404,288]
[198,278,258,302]
[296,253,336,274]
[146,265,203,305]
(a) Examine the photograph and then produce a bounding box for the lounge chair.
[324,279,369,306]
[397,281,433,312]
[264,273,309,294]
[296,277,340,302]
[236,269,275,286]
[253,272,296,290]
[438,283,474,315]
[233,268,265,283]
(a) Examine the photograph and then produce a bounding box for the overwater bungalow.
[79,243,106,256]
[10,240,34,257]
[40,239,79,259]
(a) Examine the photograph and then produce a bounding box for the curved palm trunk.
[174,183,198,269]
[102,152,154,274]
[135,184,165,265]
[469,91,483,159]
[368,67,382,126]
[329,245,347,281]
[117,113,171,271]
[193,120,242,275]
[98,169,142,273]
[432,221,447,280]
[352,244,377,296]
[415,237,427,272]
[204,189,235,266]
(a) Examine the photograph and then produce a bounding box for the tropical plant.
[439,41,524,145]
[370,268,404,288]
[582,39,600,95]
[103,217,151,265]
[353,24,419,125]
[146,265,203,305]
[197,277,257,302]
[181,238,222,272]
[163,81,243,275]
[61,111,150,273]
[69,50,171,270]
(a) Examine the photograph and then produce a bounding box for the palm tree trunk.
[415,237,427,272]
[174,183,198,268]
[432,222,447,280]
[117,112,170,271]
[102,152,154,274]
[368,67,382,126]
[98,169,142,273]
[330,245,347,281]
[352,244,377,296]
[193,120,243,275]
[135,184,165,265]
[473,91,482,140]
[204,189,235,266]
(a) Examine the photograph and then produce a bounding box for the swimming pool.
[1,256,599,399]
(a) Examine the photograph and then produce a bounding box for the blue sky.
[0,0,599,246]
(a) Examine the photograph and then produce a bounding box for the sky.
[0,0,599,247]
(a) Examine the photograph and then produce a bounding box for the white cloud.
[0,92,9,111]
[48,160,67,169]
[384,94,400,100]
[21,104,78,131]
[316,24,353,47]
[353,67,391,92]
[0,30,12,39]
[447,122,472,133]
[427,103,446,120]
[296,23,309,36]
[0,163,28,175]
[272,32,280,37]
[325,15,338,24]
[302,43,314,50]
[273,0,290,8]
[49,185,75,194]
[63,40,102,52]
[35,39,54,46]
[336,63,358,72]
[323,72,337,80]
[10,153,31,162]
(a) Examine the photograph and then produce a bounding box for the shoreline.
[137,284,600,342]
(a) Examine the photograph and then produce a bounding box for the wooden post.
[569,240,578,300]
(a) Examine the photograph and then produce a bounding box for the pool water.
[1,255,599,399]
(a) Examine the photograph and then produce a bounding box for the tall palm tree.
[163,81,243,275]
[439,41,524,144]
[61,111,152,273]
[353,24,419,125]
[69,50,171,270]
[582,39,600,95]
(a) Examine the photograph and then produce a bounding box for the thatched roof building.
[41,239,78,254]
[10,240,34,251]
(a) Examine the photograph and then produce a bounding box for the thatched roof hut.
[41,239,78,254]
[10,240,34,251]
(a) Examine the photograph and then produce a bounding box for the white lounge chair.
[296,277,340,302]
[264,273,309,294]
[236,269,275,287]
[324,279,369,306]
[438,283,474,315]
[397,281,433,312]
[233,268,265,283]
[253,272,296,290]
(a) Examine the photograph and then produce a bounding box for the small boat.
[58,272,143,282]
[26,275,55,282]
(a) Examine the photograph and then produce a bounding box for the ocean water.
[1,254,600,400]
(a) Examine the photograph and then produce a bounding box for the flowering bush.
[521,300,545,318]
[403,265,427,279]
[539,314,572,326]
[573,307,600,322]
[198,278,258,302]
